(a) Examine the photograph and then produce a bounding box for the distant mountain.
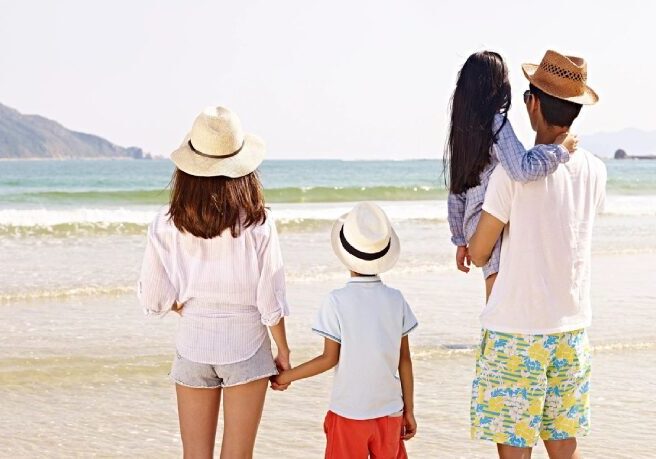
[581,128,656,158]
[0,103,147,159]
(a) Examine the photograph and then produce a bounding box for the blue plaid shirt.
[447,114,569,278]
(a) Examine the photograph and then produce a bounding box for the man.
[468,50,607,459]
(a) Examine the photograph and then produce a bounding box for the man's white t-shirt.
[313,276,418,420]
[481,148,607,335]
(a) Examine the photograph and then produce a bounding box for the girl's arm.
[399,335,417,440]
[447,192,467,247]
[493,114,573,183]
[274,338,340,385]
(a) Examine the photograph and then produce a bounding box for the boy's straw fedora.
[522,50,598,105]
[331,202,400,275]
[171,106,265,178]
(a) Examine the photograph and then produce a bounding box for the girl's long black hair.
[445,51,511,194]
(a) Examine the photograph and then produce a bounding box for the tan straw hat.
[522,50,598,105]
[331,202,400,275]
[171,106,265,177]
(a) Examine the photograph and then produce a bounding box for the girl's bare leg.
[497,444,532,459]
[176,384,221,459]
[220,378,269,459]
[485,273,498,302]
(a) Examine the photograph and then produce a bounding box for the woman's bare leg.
[485,273,498,302]
[220,378,269,459]
[176,384,221,459]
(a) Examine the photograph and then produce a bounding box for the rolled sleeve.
[138,225,177,317]
[256,216,290,326]
[447,192,467,246]
[312,296,341,343]
[482,166,514,224]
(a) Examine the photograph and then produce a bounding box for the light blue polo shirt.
[312,276,418,420]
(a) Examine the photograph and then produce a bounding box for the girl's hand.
[456,245,471,273]
[171,302,184,315]
[556,132,578,153]
[401,410,417,440]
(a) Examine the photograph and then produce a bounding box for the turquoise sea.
[1,159,655,458]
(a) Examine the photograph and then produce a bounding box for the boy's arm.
[447,192,467,247]
[274,338,340,385]
[399,335,417,440]
[493,114,571,183]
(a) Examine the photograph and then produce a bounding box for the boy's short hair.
[530,84,583,127]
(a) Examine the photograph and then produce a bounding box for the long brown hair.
[445,51,511,194]
[167,168,267,239]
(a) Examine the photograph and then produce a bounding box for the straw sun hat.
[171,106,265,177]
[522,50,598,105]
[331,202,400,275]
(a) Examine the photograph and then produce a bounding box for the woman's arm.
[269,318,291,382]
[399,335,417,440]
[274,338,340,385]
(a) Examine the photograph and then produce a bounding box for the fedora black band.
[339,226,391,261]
[188,140,244,159]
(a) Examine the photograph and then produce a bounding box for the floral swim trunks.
[471,329,591,448]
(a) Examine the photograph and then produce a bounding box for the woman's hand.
[401,410,417,440]
[171,302,184,315]
[270,350,291,391]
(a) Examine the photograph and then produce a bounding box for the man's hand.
[456,245,471,273]
[556,132,578,153]
[401,410,417,440]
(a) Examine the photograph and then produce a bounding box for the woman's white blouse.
[138,208,289,364]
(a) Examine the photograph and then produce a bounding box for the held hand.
[556,132,578,153]
[270,351,292,391]
[456,245,471,273]
[401,411,417,441]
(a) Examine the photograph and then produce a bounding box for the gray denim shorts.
[170,337,278,389]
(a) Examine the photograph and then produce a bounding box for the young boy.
[273,202,418,459]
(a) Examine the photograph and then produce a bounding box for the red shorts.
[323,410,408,459]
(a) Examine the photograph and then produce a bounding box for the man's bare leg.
[497,443,532,459]
[544,438,581,459]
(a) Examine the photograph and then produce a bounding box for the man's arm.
[469,211,506,267]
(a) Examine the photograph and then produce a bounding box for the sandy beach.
[1,159,655,457]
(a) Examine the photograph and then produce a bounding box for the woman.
[138,106,290,458]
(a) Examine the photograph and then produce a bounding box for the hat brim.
[522,63,599,105]
[170,133,265,178]
[330,213,400,275]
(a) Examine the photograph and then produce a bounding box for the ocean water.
[1,159,655,458]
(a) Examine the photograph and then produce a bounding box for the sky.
[0,0,654,159]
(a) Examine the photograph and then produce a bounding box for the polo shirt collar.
[347,275,381,284]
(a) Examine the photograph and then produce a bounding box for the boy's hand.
[556,132,578,153]
[270,372,290,391]
[270,351,292,391]
[401,410,417,440]
[456,245,471,273]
